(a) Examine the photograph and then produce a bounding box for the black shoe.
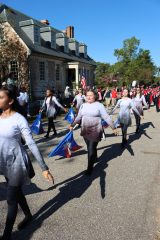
[85,167,93,175]
[52,132,57,136]
[18,215,33,231]
[44,134,49,138]
[136,127,140,133]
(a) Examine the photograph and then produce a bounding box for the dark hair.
[0,85,20,111]
[86,89,98,100]
[46,88,54,94]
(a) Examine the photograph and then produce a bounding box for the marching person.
[69,89,117,175]
[72,89,86,112]
[110,89,143,148]
[64,86,72,108]
[103,87,111,109]
[40,89,67,138]
[111,87,117,107]
[0,85,54,240]
[132,87,148,133]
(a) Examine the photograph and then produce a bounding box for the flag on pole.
[80,71,86,89]
[30,113,45,135]
[49,131,82,158]
[64,107,75,123]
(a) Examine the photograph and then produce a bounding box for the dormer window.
[19,19,40,45]
[34,27,40,44]
[40,27,56,49]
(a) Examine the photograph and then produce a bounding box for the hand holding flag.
[64,107,75,124]
[30,113,45,135]
[49,131,81,158]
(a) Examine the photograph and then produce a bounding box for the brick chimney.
[66,26,74,38]
[40,19,50,25]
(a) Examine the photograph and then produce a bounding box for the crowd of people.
[0,80,160,239]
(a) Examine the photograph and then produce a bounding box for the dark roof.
[0,3,96,66]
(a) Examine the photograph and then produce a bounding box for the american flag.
[80,74,86,89]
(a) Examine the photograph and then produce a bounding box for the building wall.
[29,54,66,99]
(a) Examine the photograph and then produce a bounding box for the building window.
[10,61,18,81]
[56,64,60,81]
[39,62,45,81]
[34,27,40,43]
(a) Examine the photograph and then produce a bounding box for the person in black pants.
[155,92,160,112]
[84,139,98,172]
[2,180,32,239]
[41,89,66,138]
[0,86,54,240]
[69,90,116,175]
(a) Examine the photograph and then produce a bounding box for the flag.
[81,73,86,89]
[64,107,75,123]
[49,131,81,158]
[30,113,45,135]
[101,119,109,128]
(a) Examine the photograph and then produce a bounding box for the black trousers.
[134,113,141,130]
[121,124,128,142]
[2,183,31,239]
[84,138,98,171]
[47,117,56,136]
[155,97,159,112]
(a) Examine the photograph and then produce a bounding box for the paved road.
[0,107,160,240]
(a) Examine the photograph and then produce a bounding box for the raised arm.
[52,96,65,111]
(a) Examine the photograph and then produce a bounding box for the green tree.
[113,37,156,86]
[95,62,111,87]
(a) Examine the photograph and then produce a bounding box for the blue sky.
[1,0,160,66]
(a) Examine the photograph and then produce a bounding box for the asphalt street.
[0,106,160,240]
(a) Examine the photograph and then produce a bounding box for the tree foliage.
[95,37,157,87]
[0,19,28,86]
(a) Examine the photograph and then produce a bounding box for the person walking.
[0,85,54,240]
[111,89,142,148]
[132,87,148,133]
[111,87,117,107]
[72,89,86,112]
[64,86,72,108]
[69,89,116,175]
[41,89,66,138]
[103,87,111,108]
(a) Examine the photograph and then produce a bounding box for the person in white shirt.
[41,89,66,138]
[0,85,54,239]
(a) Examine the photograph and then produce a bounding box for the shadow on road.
[11,140,126,240]
[5,121,154,239]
